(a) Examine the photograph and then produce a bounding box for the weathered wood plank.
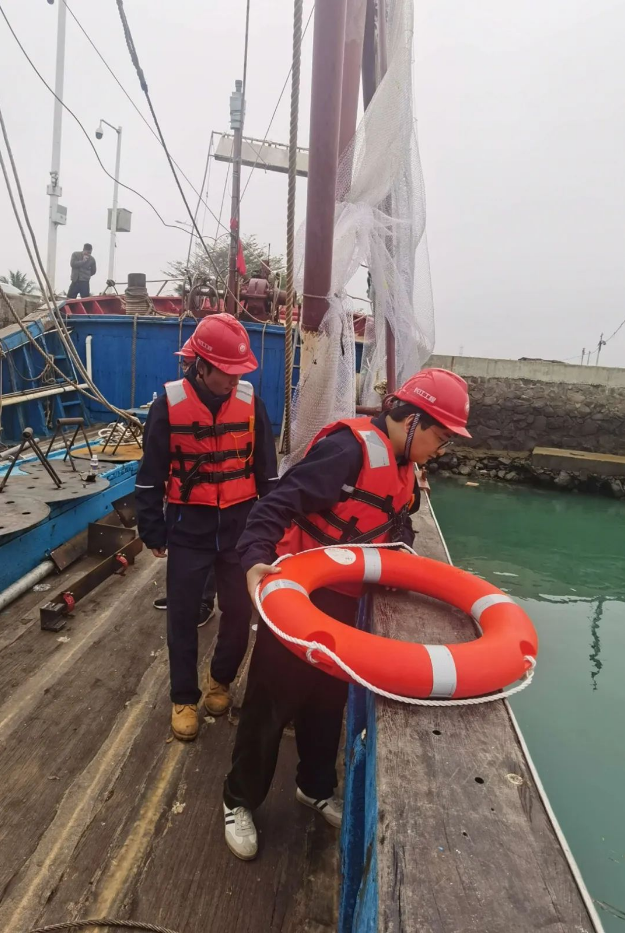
[0,556,339,933]
[0,554,158,710]
[371,495,597,932]
[0,555,167,921]
[0,556,102,656]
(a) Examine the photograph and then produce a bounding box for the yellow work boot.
[204,675,231,717]
[171,703,199,741]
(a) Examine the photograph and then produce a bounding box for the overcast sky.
[1,0,624,366]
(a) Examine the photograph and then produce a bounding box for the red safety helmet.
[394,368,472,437]
[174,338,195,361]
[187,313,258,375]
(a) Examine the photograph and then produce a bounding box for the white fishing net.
[281,0,435,473]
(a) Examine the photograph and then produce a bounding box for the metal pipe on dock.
[0,383,88,406]
[0,439,40,460]
[0,560,55,612]
[85,334,93,380]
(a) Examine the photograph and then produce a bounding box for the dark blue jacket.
[237,413,418,573]
[136,375,278,552]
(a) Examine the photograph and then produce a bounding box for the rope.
[240,5,315,204]
[0,336,55,383]
[61,1,229,239]
[254,543,537,707]
[0,4,196,242]
[0,105,142,429]
[98,423,138,447]
[283,0,304,456]
[184,134,213,280]
[215,161,231,249]
[199,133,215,240]
[21,920,183,933]
[114,1,245,315]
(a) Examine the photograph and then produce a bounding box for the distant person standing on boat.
[222,369,472,860]
[136,314,278,743]
[67,244,96,299]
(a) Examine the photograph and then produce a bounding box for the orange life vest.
[277,417,415,559]
[165,377,257,508]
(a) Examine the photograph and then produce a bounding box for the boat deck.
[0,552,338,933]
[0,498,603,932]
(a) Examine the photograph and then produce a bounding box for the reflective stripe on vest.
[358,430,390,468]
[236,380,254,404]
[165,379,187,407]
[277,417,415,560]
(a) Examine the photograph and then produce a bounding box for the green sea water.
[432,476,625,931]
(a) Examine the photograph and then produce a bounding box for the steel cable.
[282,0,304,455]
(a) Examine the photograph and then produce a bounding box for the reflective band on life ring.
[258,546,538,700]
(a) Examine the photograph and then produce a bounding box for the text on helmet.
[412,387,436,404]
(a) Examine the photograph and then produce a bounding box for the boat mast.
[338,0,367,178]
[300,0,348,335]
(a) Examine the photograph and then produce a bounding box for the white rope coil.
[254,543,537,707]
[98,424,138,447]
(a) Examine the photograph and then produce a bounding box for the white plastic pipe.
[0,560,55,612]
[0,439,41,460]
[85,334,93,379]
[1,383,88,406]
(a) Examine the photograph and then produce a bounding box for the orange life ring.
[258,546,538,699]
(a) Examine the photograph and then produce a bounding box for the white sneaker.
[295,787,343,828]
[223,803,258,860]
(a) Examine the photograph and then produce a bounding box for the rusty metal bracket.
[0,428,62,493]
[87,522,135,558]
[49,529,89,571]
[40,536,143,632]
[44,417,92,466]
[112,491,137,528]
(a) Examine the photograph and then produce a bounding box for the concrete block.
[532,447,625,477]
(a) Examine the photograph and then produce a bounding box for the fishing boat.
[0,0,604,931]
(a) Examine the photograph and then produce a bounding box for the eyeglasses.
[435,436,454,452]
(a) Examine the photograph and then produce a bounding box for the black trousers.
[201,567,216,609]
[67,279,90,299]
[166,542,252,704]
[224,588,358,811]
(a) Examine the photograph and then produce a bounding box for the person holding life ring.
[221,368,472,860]
[258,546,538,700]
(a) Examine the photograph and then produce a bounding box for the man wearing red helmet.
[136,314,278,742]
[221,368,471,860]
[151,340,216,625]
[175,338,196,376]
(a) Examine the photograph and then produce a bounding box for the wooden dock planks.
[366,496,600,932]
[0,551,339,933]
[0,495,601,933]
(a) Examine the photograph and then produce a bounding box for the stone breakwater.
[429,450,625,500]
[464,379,625,456]
[427,355,625,457]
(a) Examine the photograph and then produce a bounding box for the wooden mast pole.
[300,0,348,334]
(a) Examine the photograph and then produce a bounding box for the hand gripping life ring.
[257,546,538,700]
